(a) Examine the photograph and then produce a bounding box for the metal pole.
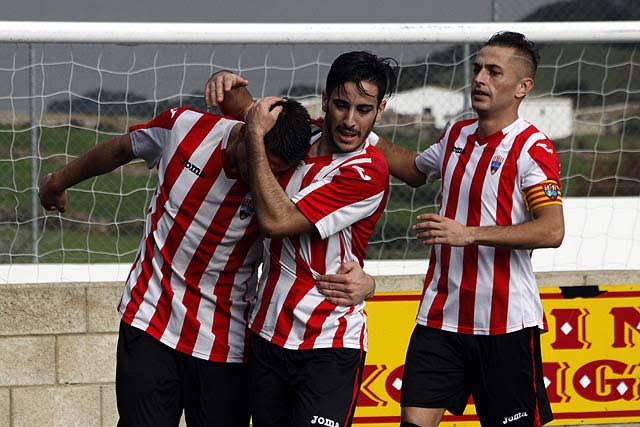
[463,43,471,117]
[28,43,39,262]
[491,0,498,22]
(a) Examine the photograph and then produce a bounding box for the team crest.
[490,155,504,175]
[239,197,255,220]
[543,182,560,200]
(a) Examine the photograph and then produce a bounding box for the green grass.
[2,125,640,263]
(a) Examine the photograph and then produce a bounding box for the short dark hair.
[263,99,311,166]
[485,31,540,78]
[325,51,397,105]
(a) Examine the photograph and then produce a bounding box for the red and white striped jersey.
[249,132,389,351]
[118,107,262,362]
[415,117,562,335]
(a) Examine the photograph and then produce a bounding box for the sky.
[4,0,559,23]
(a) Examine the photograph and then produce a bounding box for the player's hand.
[204,71,249,109]
[316,261,375,306]
[38,172,67,212]
[414,213,475,246]
[245,97,284,139]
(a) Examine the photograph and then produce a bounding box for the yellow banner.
[354,285,640,426]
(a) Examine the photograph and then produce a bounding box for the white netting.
[0,22,639,280]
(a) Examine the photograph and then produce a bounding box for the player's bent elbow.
[542,227,564,248]
[257,218,290,239]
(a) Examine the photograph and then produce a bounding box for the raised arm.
[244,97,316,238]
[204,71,254,120]
[415,204,564,249]
[39,134,134,212]
[375,136,426,188]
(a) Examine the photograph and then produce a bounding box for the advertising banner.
[353,285,640,426]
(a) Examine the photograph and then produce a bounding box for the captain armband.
[524,180,562,211]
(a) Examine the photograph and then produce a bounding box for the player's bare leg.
[401,407,445,427]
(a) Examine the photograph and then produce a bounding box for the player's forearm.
[218,87,253,121]
[376,136,425,187]
[245,131,305,237]
[52,134,135,191]
[470,207,564,249]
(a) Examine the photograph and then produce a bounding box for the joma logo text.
[503,411,528,424]
[310,415,339,427]
[181,160,206,179]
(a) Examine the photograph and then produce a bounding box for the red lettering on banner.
[549,308,591,349]
[610,307,640,348]
[358,365,389,407]
[573,360,639,402]
[542,362,571,403]
[384,365,405,403]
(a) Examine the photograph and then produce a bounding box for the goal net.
[1,21,639,282]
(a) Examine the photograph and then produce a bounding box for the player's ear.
[375,100,386,123]
[321,90,328,113]
[515,77,534,100]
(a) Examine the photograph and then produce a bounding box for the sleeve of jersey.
[521,138,563,211]
[292,157,389,240]
[414,132,445,184]
[128,108,183,169]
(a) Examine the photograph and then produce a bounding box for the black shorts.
[116,321,249,427]
[401,325,553,427]
[247,332,365,427]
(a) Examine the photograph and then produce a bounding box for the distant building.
[298,86,574,140]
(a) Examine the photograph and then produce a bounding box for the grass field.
[1,122,639,263]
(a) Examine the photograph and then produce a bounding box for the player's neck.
[476,110,519,138]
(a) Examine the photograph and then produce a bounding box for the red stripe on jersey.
[271,242,316,346]
[250,239,284,333]
[299,300,338,349]
[128,107,186,132]
[332,306,354,348]
[489,125,535,333]
[457,143,497,332]
[146,139,226,340]
[123,114,222,330]
[427,129,475,328]
[173,178,252,357]
[209,211,259,360]
[296,230,328,350]
[527,138,561,182]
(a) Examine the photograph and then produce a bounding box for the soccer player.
[206,51,396,427]
[373,32,564,427]
[38,100,311,427]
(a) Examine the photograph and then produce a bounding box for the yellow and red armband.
[524,180,562,211]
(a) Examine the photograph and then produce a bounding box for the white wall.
[2,197,639,284]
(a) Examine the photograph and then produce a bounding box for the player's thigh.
[401,406,445,427]
[182,359,250,427]
[401,325,470,416]
[116,321,183,427]
[247,333,292,427]
[292,347,365,427]
[470,327,553,427]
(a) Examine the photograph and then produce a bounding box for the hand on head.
[245,97,286,138]
[204,71,249,108]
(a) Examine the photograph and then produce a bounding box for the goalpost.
[0,21,639,283]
